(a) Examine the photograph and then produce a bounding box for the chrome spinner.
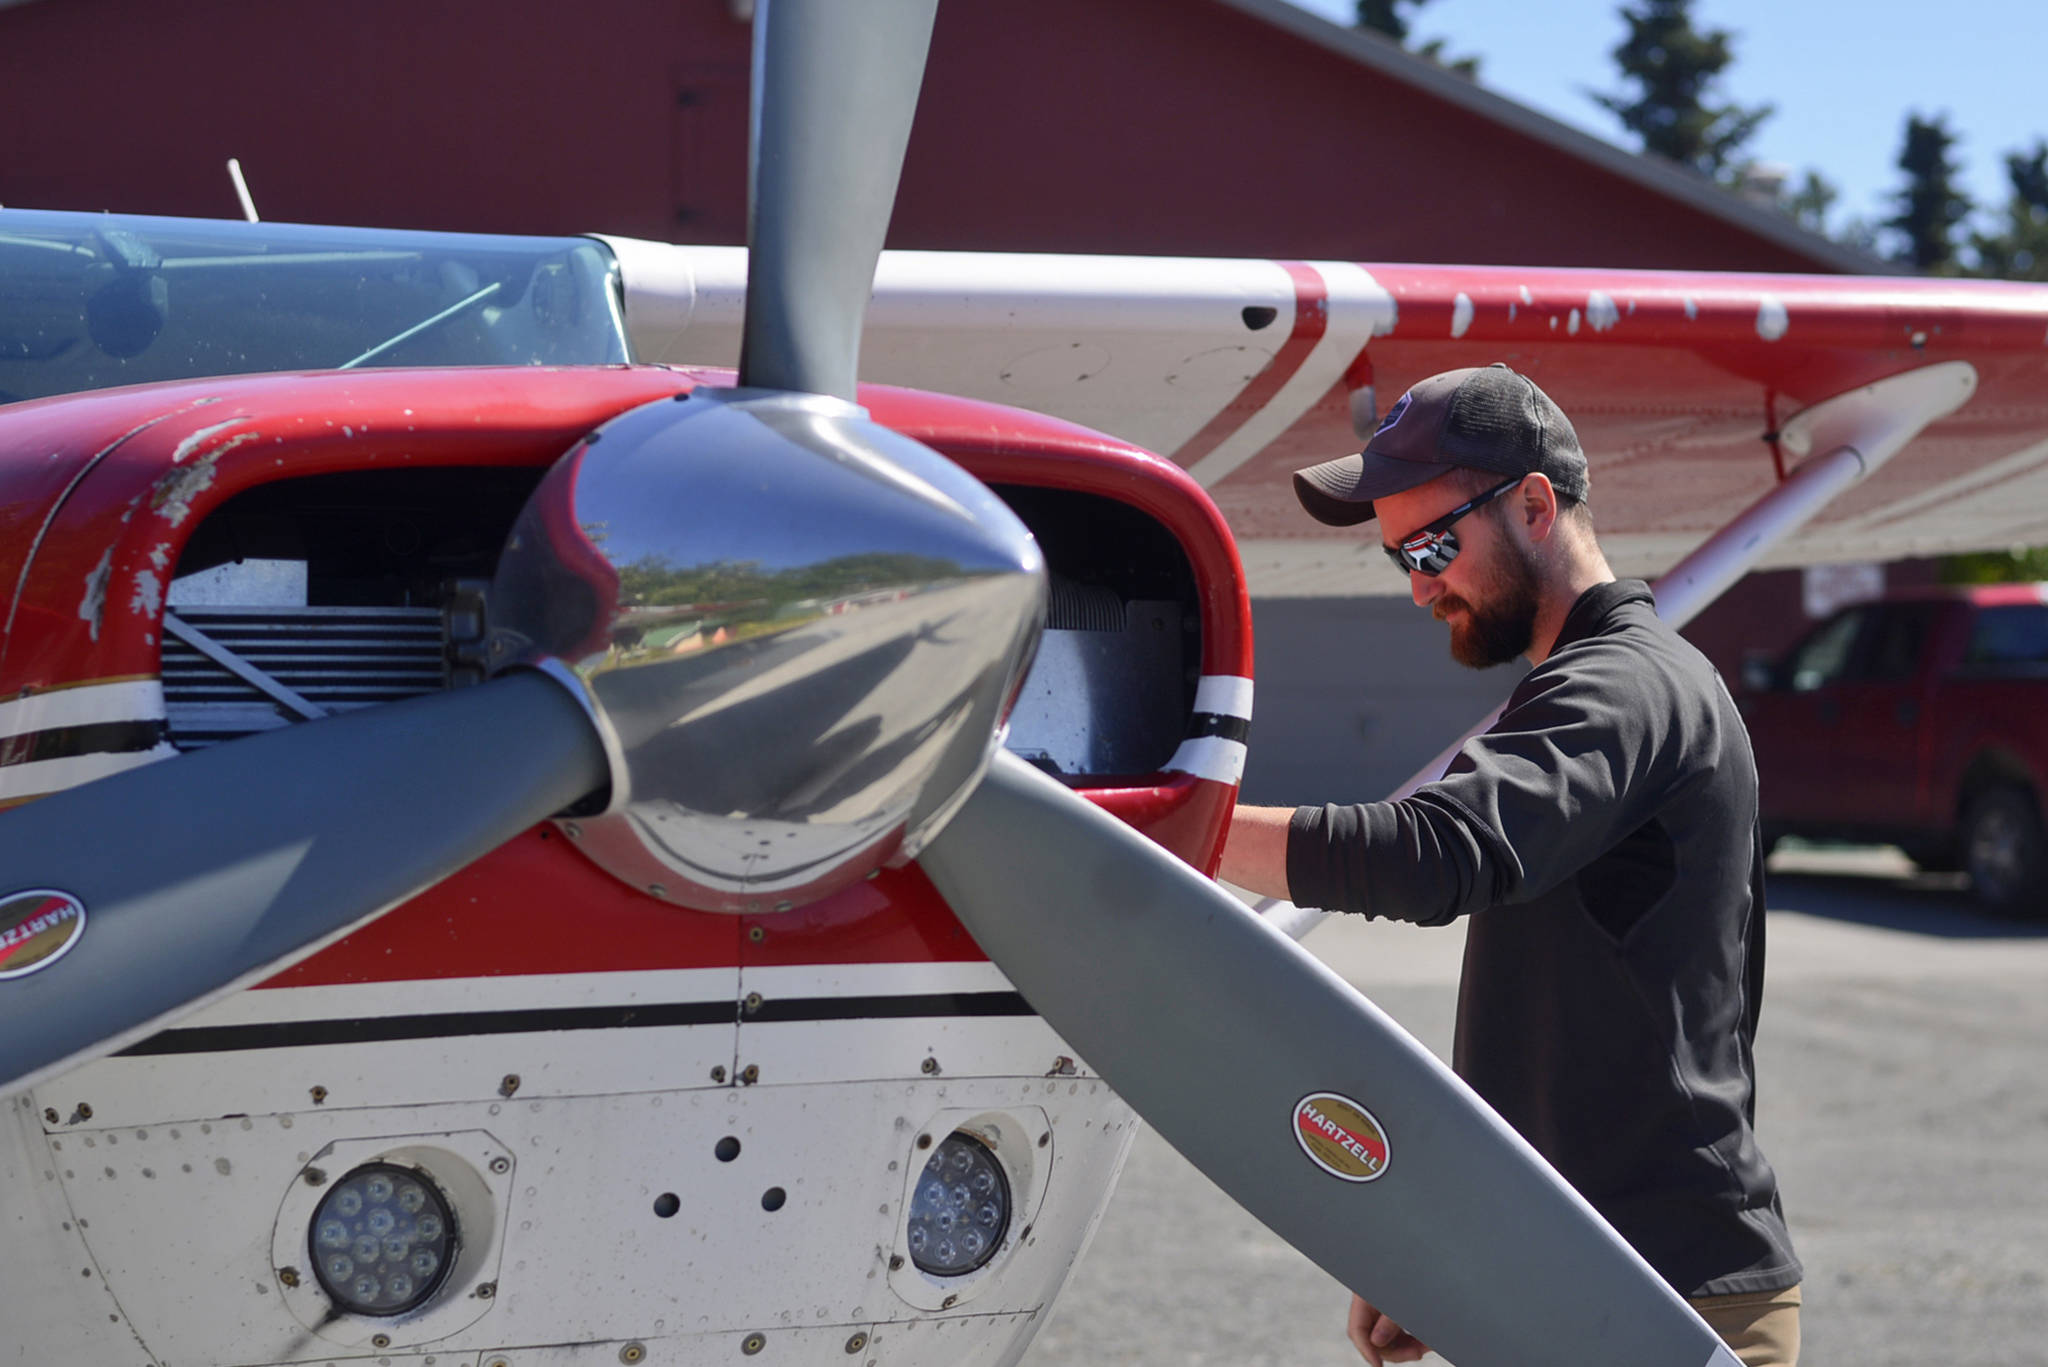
[488,388,1046,912]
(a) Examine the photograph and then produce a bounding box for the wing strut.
[1256,360,1979,940]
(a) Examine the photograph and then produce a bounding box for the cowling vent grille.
[162,606,448,751]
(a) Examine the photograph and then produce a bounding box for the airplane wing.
[605,240,2048,590]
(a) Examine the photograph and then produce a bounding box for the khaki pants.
[1687,1284,1801,1367]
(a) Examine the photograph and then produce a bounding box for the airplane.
[3,3,2048,1366]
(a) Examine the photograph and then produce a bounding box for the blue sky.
[1285,0,2045,246]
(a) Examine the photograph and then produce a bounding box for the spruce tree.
[1593,0,1773,181]
[1354,0,1478,77]
[1784,170,1839,234]
[1353,0,1416,41]
[1414,37,1480,80]
[1885,114,1972,272]
[1969,142,2048,281]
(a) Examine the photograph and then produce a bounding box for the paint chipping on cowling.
[1518,285,1534,305]
[150,438,246,527]
[1549,316,1558,331]
[146,543,171,572]
[1508,303,1518,322]
[1756,296,1789,341]
[1567,309,1581,336]
[78,548,113,643]
[129,571,163,618]
[169,419,246,465]
[1683,297,1699,320]
[1586,292,1619,332]
[1450,293,1474,338]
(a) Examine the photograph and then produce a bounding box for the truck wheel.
[1962,786,2048,917]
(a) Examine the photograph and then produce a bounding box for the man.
[1219,364,1802,1367]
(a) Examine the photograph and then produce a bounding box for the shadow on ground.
[1767,845,2048,939]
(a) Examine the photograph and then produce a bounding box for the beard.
[1437,534,1540,669]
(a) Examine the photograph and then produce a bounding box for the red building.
[2,0,1872,274]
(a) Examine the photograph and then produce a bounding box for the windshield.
[0,210,630,404]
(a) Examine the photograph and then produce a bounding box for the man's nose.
[1410,569,1439,608]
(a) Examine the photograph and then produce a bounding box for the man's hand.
[1347,1293,1431,1365]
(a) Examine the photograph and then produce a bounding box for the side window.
[1862,606,1931,682]
[1963,604,2048,671]
[1787,607,1866,691]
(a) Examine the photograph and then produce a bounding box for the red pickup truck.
[1740,583,2048,914]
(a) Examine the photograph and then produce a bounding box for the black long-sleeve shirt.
[1287,580,1801,1298]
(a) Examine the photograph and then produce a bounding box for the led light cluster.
[309,1162,457,1316]
[906,1133,1010,1277]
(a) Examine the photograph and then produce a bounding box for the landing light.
[906,1132,1010,1277]
[309,1162,458,1316]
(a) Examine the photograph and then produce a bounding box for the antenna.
[226,158,259,223]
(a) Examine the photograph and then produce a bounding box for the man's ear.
[1515,473,1560,543]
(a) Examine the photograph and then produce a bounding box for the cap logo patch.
[1293,1092,1389,1182]
[1371,393,1411,439]
[0,889,86,981]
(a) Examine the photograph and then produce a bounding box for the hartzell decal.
[1292,1091,1389,1182]
[0,889,87,980]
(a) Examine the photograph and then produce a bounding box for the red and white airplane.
[2,5,2046,1367]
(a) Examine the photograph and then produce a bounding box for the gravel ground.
[1022,847,2048,1367]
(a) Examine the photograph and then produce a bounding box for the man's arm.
[1292,639,1677,923]
[1217,804,1297,901]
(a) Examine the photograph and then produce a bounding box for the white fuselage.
[2,961,1137,1366]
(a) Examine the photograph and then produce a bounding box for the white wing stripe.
[1183,261,1397,488]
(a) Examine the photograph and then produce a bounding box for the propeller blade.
[919,752,1739,1367]
[738,0,938,399]
[0,671,606,1097]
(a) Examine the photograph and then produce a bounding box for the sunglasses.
[1383,476,1523,576]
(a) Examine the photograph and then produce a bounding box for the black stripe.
[0,719,166,768]
[1187,712,1250,744]
[116,1001,738,1055]
[748,991,1032,1023]
[114,991,1035,1056]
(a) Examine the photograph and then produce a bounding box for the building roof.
[1220,0,1899,276]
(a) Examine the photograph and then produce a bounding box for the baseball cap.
[1292,363,1590,526]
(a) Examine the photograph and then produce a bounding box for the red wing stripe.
[1170,261,1329,468]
